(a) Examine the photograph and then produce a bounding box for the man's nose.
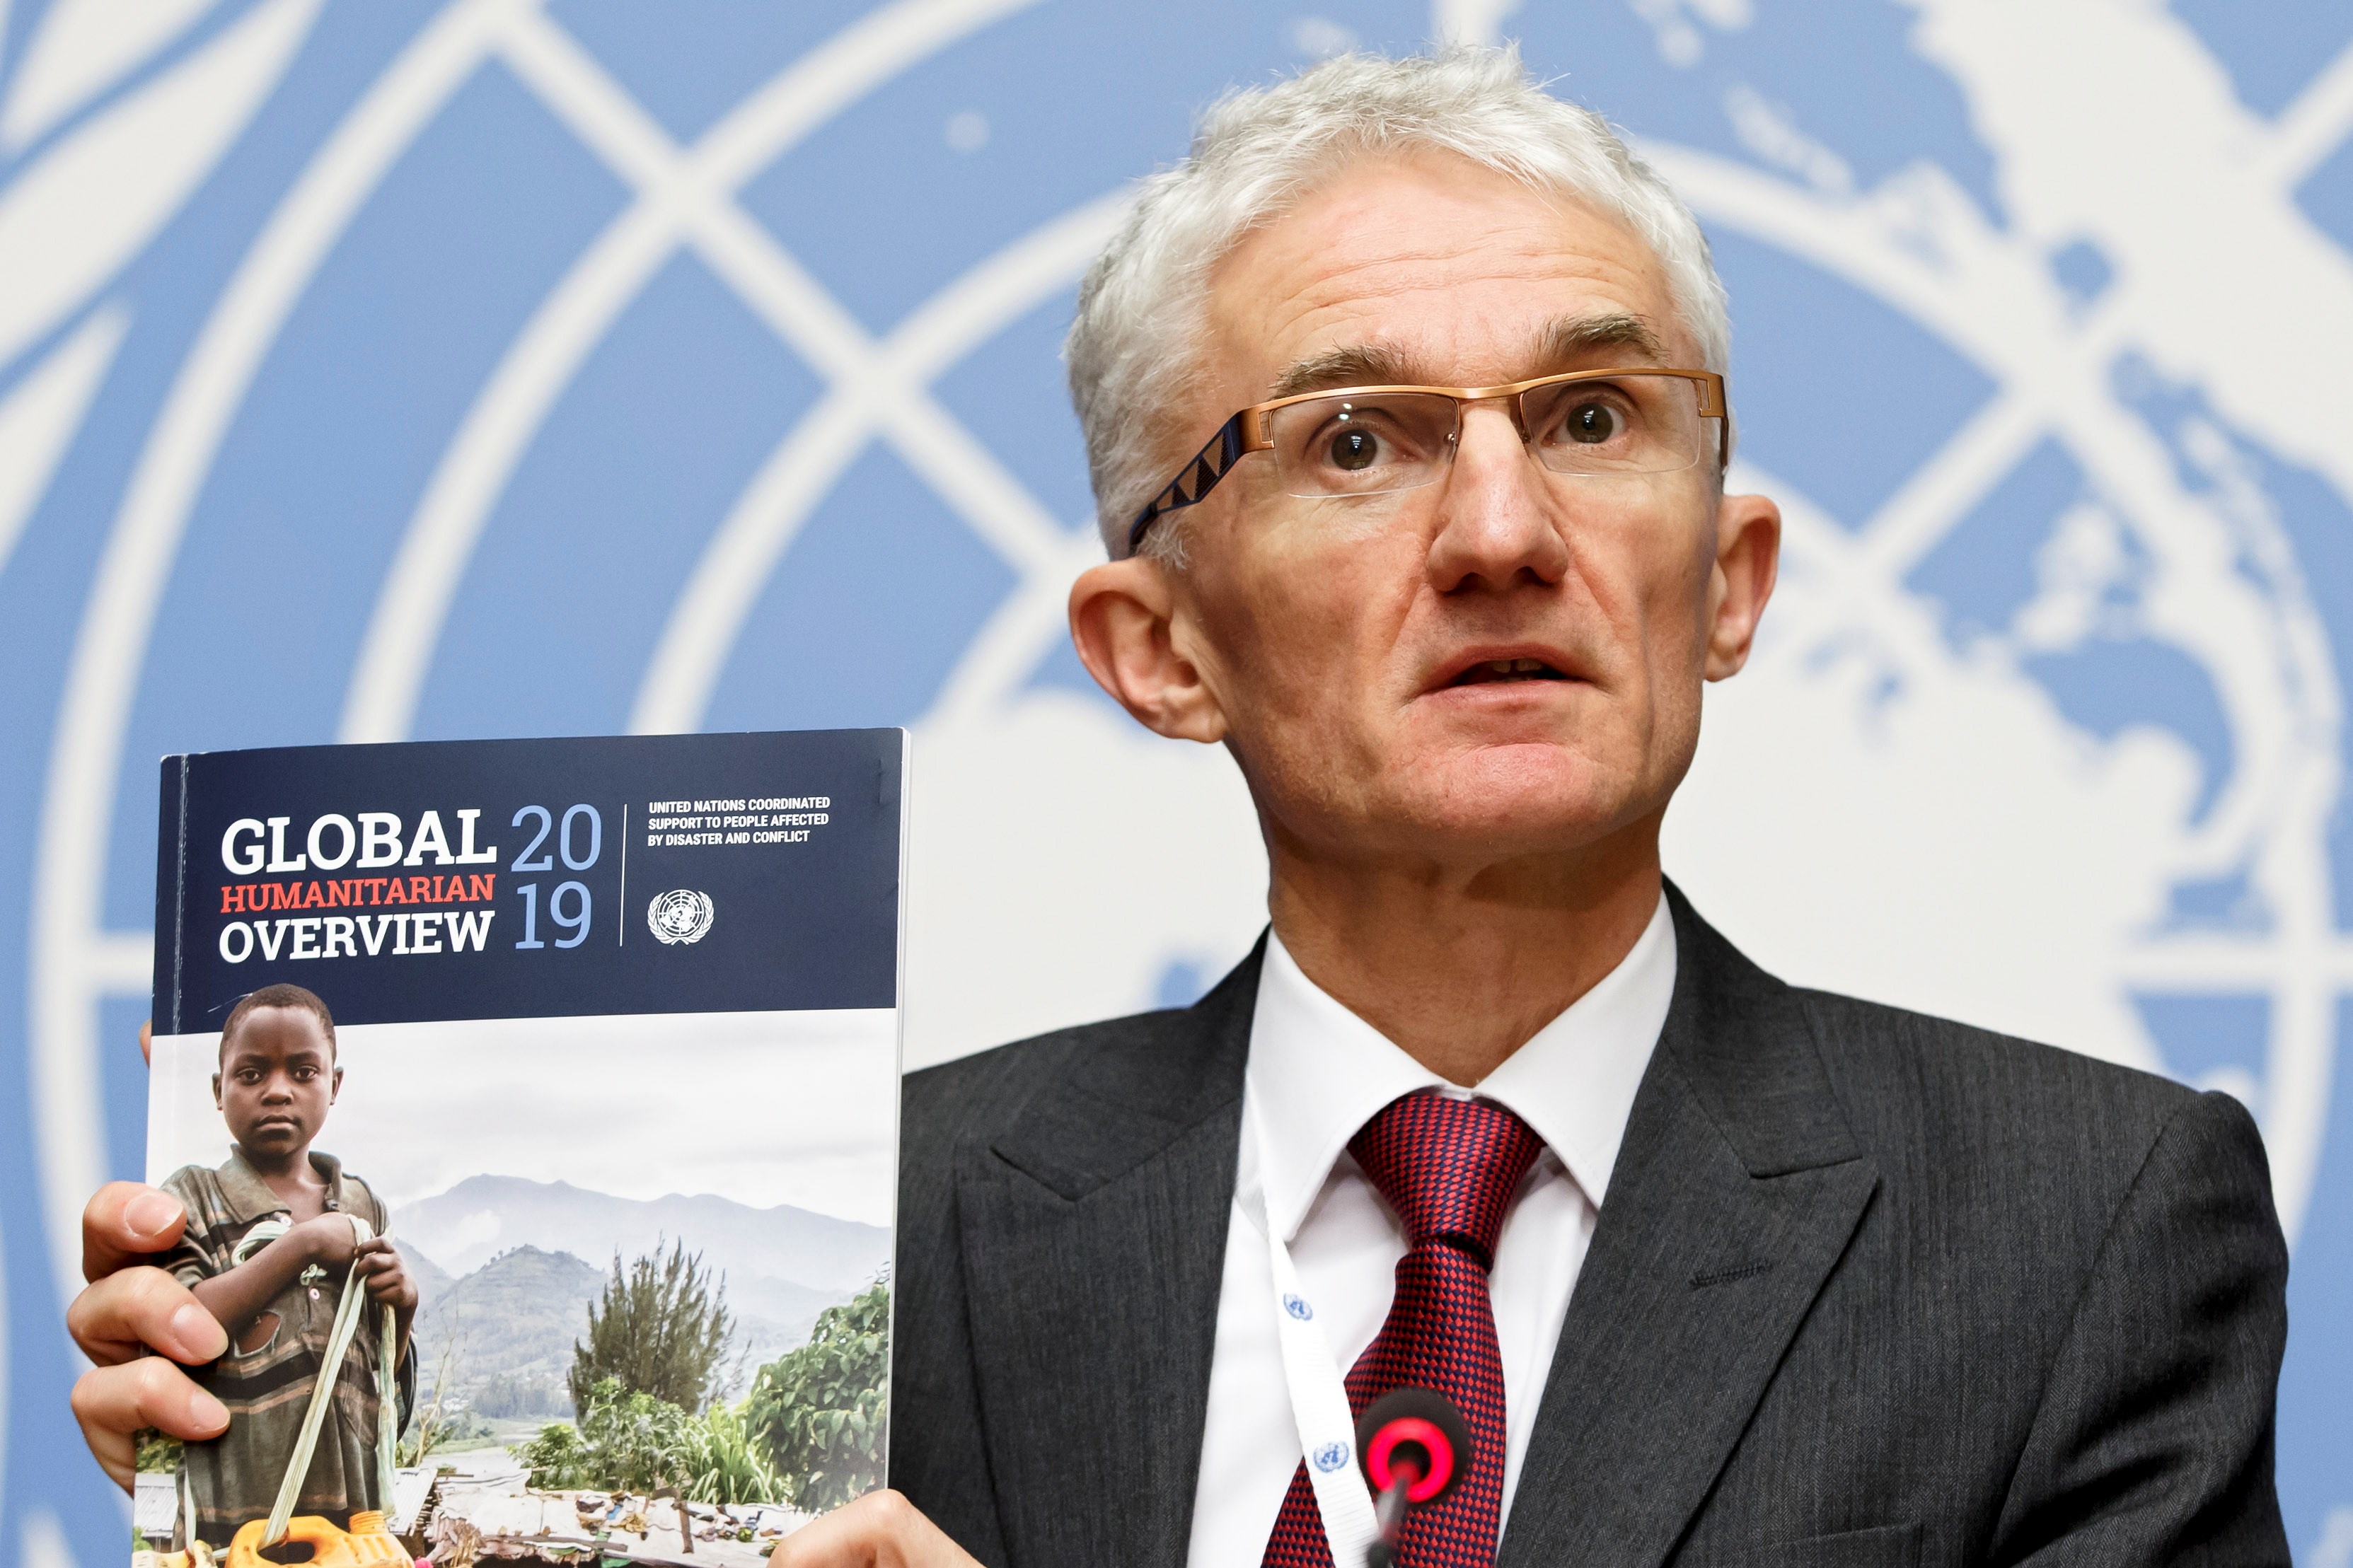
[1426,402,1571,593]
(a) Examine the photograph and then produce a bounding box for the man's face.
[214,1006,340,1162]
[1155,151,1770,870]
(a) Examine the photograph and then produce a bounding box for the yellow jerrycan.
[226,1511,415,1568]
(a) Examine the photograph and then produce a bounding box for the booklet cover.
[140,730,906,1566]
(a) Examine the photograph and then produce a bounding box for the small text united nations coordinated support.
[642,796,831,847]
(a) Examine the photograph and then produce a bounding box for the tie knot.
[1348,1093,1543,1268]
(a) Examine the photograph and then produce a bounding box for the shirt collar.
[215,1147,347,1223]
[1244,892,1676,1243]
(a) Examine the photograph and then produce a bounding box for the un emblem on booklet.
[647,888,717,946]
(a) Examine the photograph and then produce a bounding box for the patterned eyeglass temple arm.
[1126,412,1258,556]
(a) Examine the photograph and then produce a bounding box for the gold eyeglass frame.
[1126,366,1728,556]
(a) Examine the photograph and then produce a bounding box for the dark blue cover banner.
[153,730,905,1032]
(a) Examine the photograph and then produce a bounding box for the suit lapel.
[956,943,1261,1568]
[1499,890,1879,1568]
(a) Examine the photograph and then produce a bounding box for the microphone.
[1355,1386,1472,1568]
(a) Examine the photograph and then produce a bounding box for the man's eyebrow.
[1266,343,1429,399]
[1263,315,1672,402]
[1533,313,1668,368]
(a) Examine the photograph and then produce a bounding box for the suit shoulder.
[1796,985,2188,1108]
[1789,985,2219,1173]
[1786,985,2276,1288]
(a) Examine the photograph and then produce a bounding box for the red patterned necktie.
[1262,1093,1544,1568]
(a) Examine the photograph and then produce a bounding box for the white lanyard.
[1247,1096,1379,1566]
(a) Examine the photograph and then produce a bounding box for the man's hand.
[767,1491,981,1567]
[67,1182,229,1490]
[81,1178,184,1284]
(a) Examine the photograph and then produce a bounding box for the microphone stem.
[1365,1460,1422,1568]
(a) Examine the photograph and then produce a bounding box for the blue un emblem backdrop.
[1,1,2349,1559]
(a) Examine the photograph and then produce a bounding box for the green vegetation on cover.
[519,1249,889,1509]
[570,1241,736,1415]
[744,1278,890,1509]
[518,1378,782,1504]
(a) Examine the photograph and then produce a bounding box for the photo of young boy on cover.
[158,984,415,1548]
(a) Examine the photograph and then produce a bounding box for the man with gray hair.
[70,46,2288,1568]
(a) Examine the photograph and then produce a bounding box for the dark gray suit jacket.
[891,889,2289,1566]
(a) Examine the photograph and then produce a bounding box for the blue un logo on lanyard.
[1282,1293,1314,1320]
[1312,1442,1351,1473]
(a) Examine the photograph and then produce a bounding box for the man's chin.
[1382,747,1646,857]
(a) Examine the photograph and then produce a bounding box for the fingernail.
[125,1192,180,1238]
[170,1302,224,1359]
[186,1385,229,1434]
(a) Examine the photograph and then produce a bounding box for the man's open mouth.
[1449,657,1571,687]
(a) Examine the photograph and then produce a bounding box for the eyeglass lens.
[1265,373,1707,501]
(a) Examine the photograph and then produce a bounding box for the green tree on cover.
[570,1241,734,1414]
[746,1277,889,1509]
[522,1378,684,1494]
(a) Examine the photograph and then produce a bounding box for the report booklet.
[138,729,906,1567]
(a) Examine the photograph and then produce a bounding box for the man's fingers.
[767,1489,981,1567]
[71,1359,229,1491]
[83,1181,185,1282]
[67,1267,226,1366]
[76,1411,135,1493]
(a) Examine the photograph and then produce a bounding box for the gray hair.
[1065,45,1732,561]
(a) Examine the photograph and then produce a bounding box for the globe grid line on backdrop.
[627,194,1124,738]
[4,0,2353,1557]
[2275,50,2353,191]
[340,0,1056,746]
[0,307,129,586]
[0,0,318,376]
[0,0,216,152]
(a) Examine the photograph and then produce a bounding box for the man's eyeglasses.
[1125,368,1728,556]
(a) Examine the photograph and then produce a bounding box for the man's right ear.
[1068,557,1228,744]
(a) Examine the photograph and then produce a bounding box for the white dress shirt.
[1183,894,1677,1567]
